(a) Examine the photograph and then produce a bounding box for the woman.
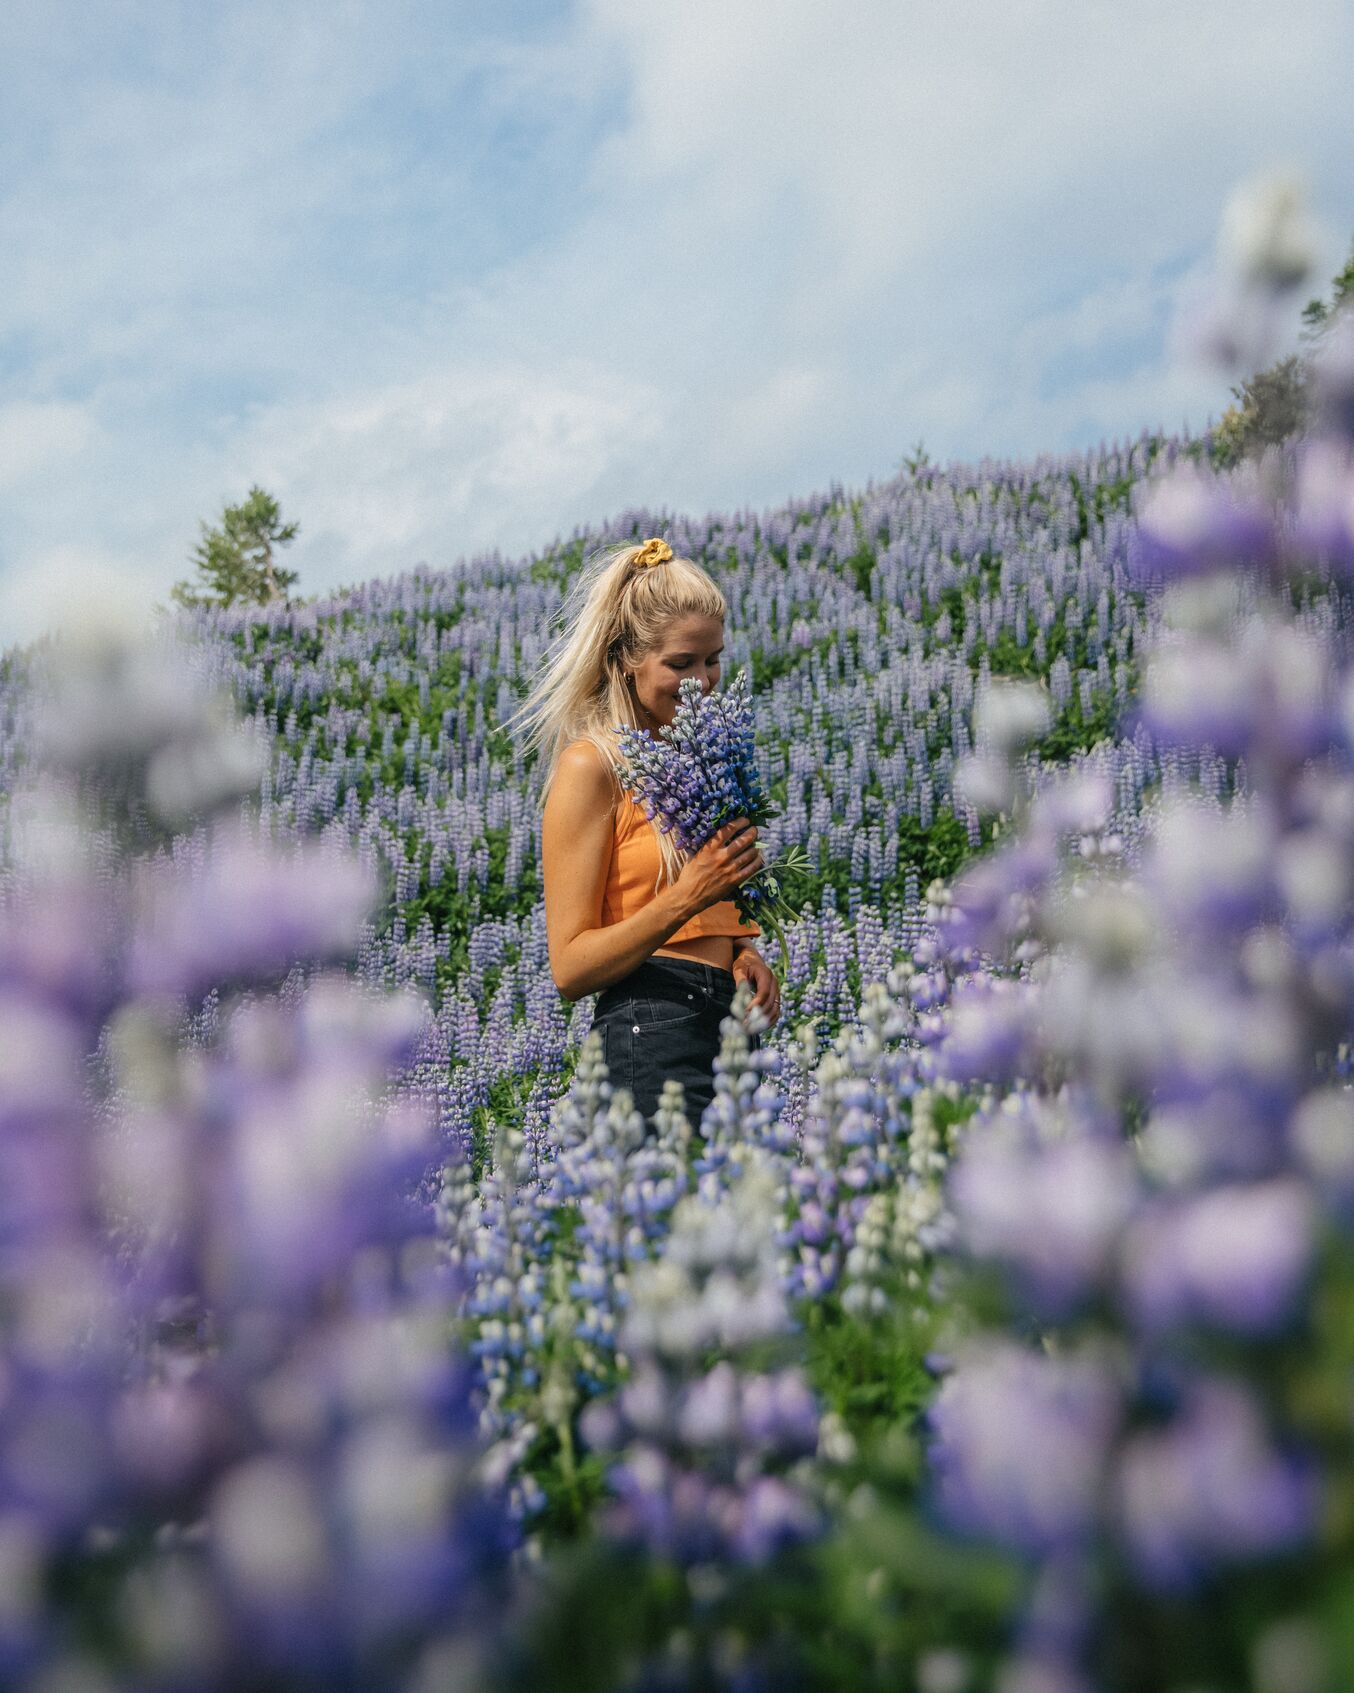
[511,535,781,1130]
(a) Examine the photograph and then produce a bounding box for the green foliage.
[846,542,877,599]
[495,1269,1020,1693]
[1211,235,1354,469]
[1211,356,1311,470]
[1036,679,1121,762]
[1301,237,1354,341]
[747,645,805,690]
[901,439,931,476]
[802,1293,939,1443]
[172,485,300,610]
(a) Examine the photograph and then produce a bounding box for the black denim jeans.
[590,955,756,1131]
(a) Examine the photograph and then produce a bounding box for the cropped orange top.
[601,793,761,943]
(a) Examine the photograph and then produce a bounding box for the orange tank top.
[600,791,761,943]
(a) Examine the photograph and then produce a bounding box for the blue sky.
[1,0,1350,643]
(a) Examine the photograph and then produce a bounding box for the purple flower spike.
[1119,1178,1315,1337]
[927,1339,1123,1557]
[1292,437,1354,575]
[0,621,515,1687]
[612,672,810,953]
[949,1119,1137,1317]
[1128,462,1276,585]
[939,978,1036,1086]
[1114,1377,1317,1591]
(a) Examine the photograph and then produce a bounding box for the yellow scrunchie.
[632,537,673,569]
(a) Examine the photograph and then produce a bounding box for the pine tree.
[172,487,300,610]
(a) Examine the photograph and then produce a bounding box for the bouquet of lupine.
[613,670,811,959]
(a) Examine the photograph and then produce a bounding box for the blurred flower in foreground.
[0,621,514,1689]
[924,181,1354,1691]
[1184,169,1320,374]
[581,1153,821,1568]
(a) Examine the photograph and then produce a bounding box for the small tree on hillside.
[1210,355,1312,467]
[172,486,300,610]
[1300,241,1354,341]
[1212,237,1354,468]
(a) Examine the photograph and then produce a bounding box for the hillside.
[154,430,1228,1148]
[4,418,1352,1690]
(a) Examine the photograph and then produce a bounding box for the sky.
[1,0,1350,645]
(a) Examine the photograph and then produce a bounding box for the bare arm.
[542,741,763,1000]
[542,741,693,999]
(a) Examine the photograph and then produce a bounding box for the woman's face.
[629,613,724,729]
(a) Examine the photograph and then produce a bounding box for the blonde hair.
[506,538,727,884]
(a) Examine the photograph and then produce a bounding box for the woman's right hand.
[674,817,764,914]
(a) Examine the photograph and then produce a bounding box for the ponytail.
[505,537,726,878]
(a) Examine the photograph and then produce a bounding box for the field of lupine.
[4,281,1354,1690]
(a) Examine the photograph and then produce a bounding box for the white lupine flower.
[1218,171,1318,293]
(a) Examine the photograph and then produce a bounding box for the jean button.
[632,1024,640,1034]
[687,992,694,999]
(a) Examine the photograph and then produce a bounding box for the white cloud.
[231,358,664,584]
[0,401,96,489]
[0,543,164,650]
[584,0,1349,310]
[0,0,1350,645]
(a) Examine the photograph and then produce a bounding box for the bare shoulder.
[549,739,617,814]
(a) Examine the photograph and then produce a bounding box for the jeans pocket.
[639,994,704,1030]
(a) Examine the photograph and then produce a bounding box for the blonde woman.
[511,536,781,1130]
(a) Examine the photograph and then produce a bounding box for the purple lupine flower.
[580,1158,822,1568]
[613,672,811,955]
[0,620,516,1688]
[1113,1377,1318,1591]
[948,1109,1138,1318]
[917,179,1354,1688]
[1128,460,1278,585]
[1118,1179,1316,1337]
[927,1338,1123,1557]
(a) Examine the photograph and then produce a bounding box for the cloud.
[584,0,1349,307]
[230,358,664,584]
[0,0,1350,646]
[0,401,96,490]
[0,543,165,649]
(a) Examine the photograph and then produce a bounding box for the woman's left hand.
[732,950,781,1028]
